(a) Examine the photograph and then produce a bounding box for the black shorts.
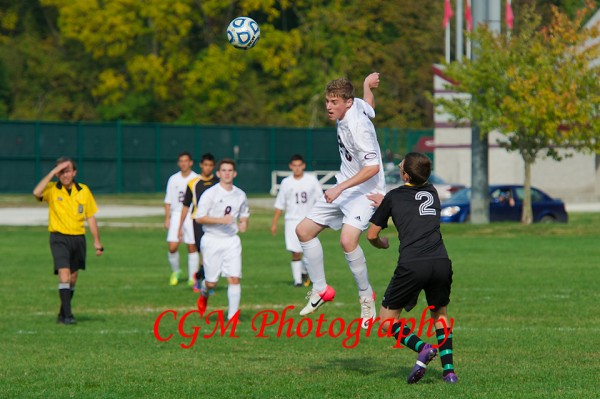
[381,258,453,312]
[50,232,86,274]
[193,220,204,252]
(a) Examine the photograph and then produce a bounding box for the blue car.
[440,185,569,223]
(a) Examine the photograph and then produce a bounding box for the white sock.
[300,237,326,292]
[227,284,241,320]
[301,257,308,274]
[168,251,180,273]
[291,261,303,285]
[345,245,373,298]
[188,252,199,280]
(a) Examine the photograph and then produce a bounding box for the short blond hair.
[326,78,354,101]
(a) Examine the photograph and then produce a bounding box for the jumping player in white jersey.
[271,154,323,287]
[196,159,250,321]
[164,152,198,286]
[296,72,385,329]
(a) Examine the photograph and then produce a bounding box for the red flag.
[506,0,514,29]
[465,0,473,31]
[443,0,453,29]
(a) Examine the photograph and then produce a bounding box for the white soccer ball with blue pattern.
[226,17,260,50]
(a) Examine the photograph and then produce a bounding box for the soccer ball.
[226,17,260,50]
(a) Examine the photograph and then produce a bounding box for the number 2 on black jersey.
[415,191,436,216]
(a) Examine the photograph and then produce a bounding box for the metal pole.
[456,0,464,61]
[116,120,122,193]
[469,0,500,224]
[445,23,451,63]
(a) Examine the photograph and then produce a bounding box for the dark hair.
[56,156,77,171]
[325,78,354,101]
[200,153,215,163]
[289,154,305,163]
[217,158,236,171]
[402,152,431,185]
[178,151,193,161]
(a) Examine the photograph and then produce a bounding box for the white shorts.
[200,234,242,283]
[166,211,195,245]
[307,190,377,231]
[284,219,303,253]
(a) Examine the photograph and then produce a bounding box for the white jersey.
[164,171,198,213]
[274,173,323,221]
[197,184,250,237]
[335,98,385,195]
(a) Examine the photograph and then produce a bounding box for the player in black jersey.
[178,153,219,292]
[367,152,458,384]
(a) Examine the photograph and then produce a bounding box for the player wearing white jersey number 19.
[196,159,250,321]
[271,154,323,287]
[164,152,199,287]
[296,72,385,329]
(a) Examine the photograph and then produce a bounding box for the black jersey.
[183,175,219,218]
[370,183,448,264]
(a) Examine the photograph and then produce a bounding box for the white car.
[384,170,465,200]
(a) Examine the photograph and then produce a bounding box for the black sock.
[195,264,205,281]
[59,287,72,317]
[436,327,455,376]
[392,322,425,353]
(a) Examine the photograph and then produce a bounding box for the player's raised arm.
[363,72,380,110]
[33,161,71,199]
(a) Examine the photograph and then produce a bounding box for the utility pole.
[469,0,501,224]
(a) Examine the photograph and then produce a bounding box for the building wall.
[434,127,599,202]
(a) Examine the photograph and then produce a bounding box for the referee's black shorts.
[50,232,86,274]
[193,220,204,252]
[381,258,453,312]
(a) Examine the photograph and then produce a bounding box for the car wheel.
[540,215,556,223]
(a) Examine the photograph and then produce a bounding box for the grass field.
[1,205,599,398]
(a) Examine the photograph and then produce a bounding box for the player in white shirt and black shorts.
[271,154,323,287]
[196,159,250,321]
[164,152,198,287]
[296,72,385,329]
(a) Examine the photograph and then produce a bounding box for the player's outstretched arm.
[324,164,379,203]
[366,223,389,249]
[367,192,384,208]
[363,72,380,110]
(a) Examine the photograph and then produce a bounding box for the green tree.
[0,0,98,120]
[0,60,11,117]
[434,3,600,224]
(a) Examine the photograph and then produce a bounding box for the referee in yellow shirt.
[33,157,103,325]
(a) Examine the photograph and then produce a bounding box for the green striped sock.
[436,327,454,376]
[393,322,424,352]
